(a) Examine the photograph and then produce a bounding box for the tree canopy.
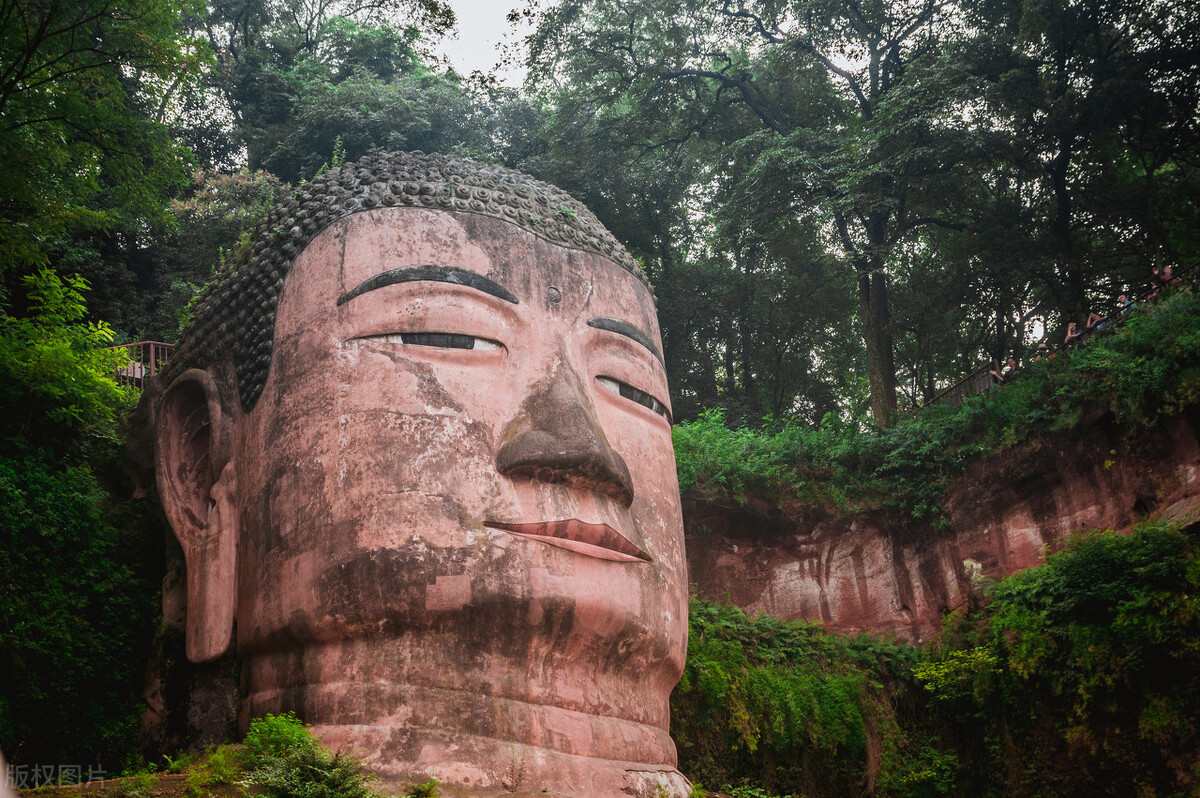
[515,0,1200,424]
[5,0,1195,419]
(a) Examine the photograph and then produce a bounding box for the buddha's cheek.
[331,414,508,551]
[235,428,511,646]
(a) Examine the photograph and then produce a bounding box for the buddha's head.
[152,153,689,796]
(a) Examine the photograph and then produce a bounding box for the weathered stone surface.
[684,501,961,640]
[946,407,1200,576]
[685,406,1200,641]
[150,199,690,795]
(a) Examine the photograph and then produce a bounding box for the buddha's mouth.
[487,519,651,563]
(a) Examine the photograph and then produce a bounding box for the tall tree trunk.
[723,326,737,397]
[858,260,897,425]
[734,248,760,417]
[1048,139,1086,321]
[835,210,899,424]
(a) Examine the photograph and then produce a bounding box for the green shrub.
[672,599,921,795]
[726,785,794,798]
[673,410,792,497]
[181,743,246,795]
[162,751,195,774]
[0,451,156,768]
[918,522,1200,794]
[240,713,377,798]
[202,744,243,783]
[403,777,440,797]
[243,713,320,765]
[0,269,132,457]
[112,772,157,798]
[0,270,157,769]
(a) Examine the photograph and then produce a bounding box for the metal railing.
[107,341,174,388]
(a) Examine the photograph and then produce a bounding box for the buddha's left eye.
[361,333,502,350]
[597,376,671,422]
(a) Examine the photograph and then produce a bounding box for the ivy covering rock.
[673,522,1200,797]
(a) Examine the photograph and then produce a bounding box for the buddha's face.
[226,207,688,783]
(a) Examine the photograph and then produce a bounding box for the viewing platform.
[107,341,174,388]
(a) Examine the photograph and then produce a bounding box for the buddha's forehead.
[299,206,658,329]
[337,206,495,285]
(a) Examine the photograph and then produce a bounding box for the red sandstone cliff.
[683,405,1200,641]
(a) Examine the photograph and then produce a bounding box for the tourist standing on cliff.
[991,356,1018,385]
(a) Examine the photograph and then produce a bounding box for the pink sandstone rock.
[685,500,962,640]
[685,407,1200,641]
[154,208,690,796]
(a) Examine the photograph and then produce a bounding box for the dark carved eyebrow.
[337,265,519,306]
[587,317,664,365]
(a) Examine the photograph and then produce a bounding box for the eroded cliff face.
[684,405,1200,641]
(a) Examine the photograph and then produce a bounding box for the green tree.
[0,0,208,278]
[191,0,464,175]
[259,59,485,183]
[0,271,130,452]
[522,0,978,424]
[963,0,1200,322]
[0,271,155,769]
[133,169,286,342]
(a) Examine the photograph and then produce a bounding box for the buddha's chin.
[235,530,687,758]
[239,629,686,798]
[238,580,684,725]
[242,596,678,695]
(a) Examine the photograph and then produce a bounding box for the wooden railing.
[107,341,174,388]
[920,361,998,409]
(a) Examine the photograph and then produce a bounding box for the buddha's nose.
[496,364,635,507]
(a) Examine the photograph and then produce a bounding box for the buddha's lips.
[488,519,651,563]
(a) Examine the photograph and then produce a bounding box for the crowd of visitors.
[979,263,1194,393]
[1058,293,1139,350]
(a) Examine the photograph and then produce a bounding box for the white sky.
[436,0,534,86]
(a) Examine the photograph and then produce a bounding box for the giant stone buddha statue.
[150,152,690,796]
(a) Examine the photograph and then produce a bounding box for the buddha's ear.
[156,368,239,663]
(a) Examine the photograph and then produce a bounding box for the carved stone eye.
[597,376,670,421]
[362,333,502,351]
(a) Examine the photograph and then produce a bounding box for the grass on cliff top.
[673,289,1200,518]
[674,520,1200,797]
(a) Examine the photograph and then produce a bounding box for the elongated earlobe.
[156,369,239,663]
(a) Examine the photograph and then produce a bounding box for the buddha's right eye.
[360,333,503,351]
[597,376,671,422]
